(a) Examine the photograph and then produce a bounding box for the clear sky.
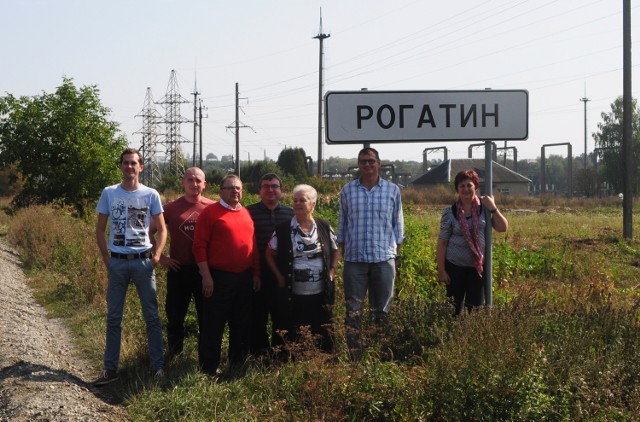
[2,0,639,165]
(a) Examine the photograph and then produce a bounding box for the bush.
[7,205,105,305]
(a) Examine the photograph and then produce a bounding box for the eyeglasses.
[222,186,242,191]
[458,183,475,188]
[261,184,281,190]
[358,159,378,165]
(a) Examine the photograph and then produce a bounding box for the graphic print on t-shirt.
[179,210,201,241]
[110,197,148,247]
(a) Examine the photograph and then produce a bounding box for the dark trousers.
[249,276,282,354]
[445,260,484,315]
[282,293,334,354]
[199,269,252,375]
[165,265,204,356]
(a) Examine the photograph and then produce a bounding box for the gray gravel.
[0,239,128,421]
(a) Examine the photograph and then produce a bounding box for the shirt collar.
[355,177,382,187]
[289,216,315,229]
[258,201,281,211]
[219,199,242,210]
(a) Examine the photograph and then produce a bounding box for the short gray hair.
[292,184,317,203]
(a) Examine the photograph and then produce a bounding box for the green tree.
[241,160,288,193]
[0,78,127,215]
[277,147,309,181]
[575,167,597,197]
[0,164,24,197]
[593,96,640,194]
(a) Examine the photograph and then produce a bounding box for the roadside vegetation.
[2,191,640,421]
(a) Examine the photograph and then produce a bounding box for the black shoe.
[92,369,119,386]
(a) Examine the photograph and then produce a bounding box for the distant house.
[411,159,532,196]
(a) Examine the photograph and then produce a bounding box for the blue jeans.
[104,257,164,372]
[343,259,395,354]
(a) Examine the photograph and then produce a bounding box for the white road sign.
[324,90,528,144]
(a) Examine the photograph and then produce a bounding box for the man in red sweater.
[193,174,260,376]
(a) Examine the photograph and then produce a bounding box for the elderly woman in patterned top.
[436,170,508,315]
[265,184,340,354]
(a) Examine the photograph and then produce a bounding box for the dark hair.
[120,148,143,165]
[358,147,380,161]
[220,174,241,190]
[259,173,282,186]
[454,170,480,190]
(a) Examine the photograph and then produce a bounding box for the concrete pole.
[622,0,633,238]
[314,12,330,177]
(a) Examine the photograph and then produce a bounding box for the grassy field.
[2,192,640,421]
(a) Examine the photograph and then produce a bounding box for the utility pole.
[235,82,240,177]
[580,95,590,169]
[198,99,206,169]
[314,9,330,177]
[192,80,200,167]
[226,82,251,178]
[622,0,632,238]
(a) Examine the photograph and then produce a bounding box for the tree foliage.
[277,147,309,181]
[241,160,288,193]
[0,78,126,214]
[0,164,24,197]
[593,96,640,194]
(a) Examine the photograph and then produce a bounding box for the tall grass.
[4,200,640,420]
[7,206,106,306]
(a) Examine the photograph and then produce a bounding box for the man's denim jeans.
[104,257,164,371]
[343,259,395,354]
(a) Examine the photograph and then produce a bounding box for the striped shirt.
[338,177,404,263]
[246,201,294,256]
[438,206,488,268]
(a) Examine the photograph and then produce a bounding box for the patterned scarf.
[456,196,484,276]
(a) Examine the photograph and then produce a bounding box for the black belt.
[110,250,152,260]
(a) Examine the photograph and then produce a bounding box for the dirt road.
[0,238,128,421]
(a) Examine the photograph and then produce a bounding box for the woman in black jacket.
[265,184,340,354]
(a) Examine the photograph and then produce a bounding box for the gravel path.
[0,238,128,421]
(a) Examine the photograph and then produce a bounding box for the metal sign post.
[484,141,494,306]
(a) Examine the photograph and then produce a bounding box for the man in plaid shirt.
[338,147,404,360]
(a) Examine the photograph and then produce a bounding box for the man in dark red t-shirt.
[152,167,214,360]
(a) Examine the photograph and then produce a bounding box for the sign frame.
[324,89,529,144]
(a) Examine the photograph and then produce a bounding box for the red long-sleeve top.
[192,202,260,276]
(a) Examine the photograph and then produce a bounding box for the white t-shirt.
[96,183,163,254]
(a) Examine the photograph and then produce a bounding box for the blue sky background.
[2,0,639,164]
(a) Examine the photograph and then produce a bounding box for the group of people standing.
[92,146,507,386]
